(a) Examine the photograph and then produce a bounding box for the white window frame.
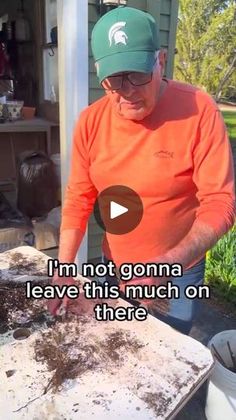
[44,0,57,44]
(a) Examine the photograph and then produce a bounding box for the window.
[43,48,58,101]
[45,0,57,44]
[43,0,58,101]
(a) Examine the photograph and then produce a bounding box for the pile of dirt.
[34,322,145,393]
[7,251,48,276]
[0,281,49,332]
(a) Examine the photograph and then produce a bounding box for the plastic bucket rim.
[208,329,236,379]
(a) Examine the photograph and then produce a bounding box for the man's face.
[102,51,165,121]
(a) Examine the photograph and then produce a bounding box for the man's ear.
[158,49,167,77]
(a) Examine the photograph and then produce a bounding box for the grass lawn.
[221,110,236,141]
[206,110,236,309]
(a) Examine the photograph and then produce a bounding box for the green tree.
[174,0,236,100]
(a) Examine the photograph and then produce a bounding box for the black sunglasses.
[101,59,158,91]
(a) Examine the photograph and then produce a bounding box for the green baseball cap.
[91,7,160,83]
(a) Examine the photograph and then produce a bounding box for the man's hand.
[47,276,104,317]
[47,274,78,316]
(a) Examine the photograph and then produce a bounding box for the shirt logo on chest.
[154,150,174,159]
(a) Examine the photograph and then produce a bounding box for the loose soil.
[0,282,49,331]
[34,322,145,393]
[7,251,48,276]
[141,392,172,418]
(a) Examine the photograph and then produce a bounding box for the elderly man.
[48,7,235,334]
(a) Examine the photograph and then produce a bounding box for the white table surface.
[0,246,214,420]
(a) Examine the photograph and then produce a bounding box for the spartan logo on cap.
[108,22,128,47]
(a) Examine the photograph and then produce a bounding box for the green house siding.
[87,0,179,261]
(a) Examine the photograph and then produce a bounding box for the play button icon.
[94,185,143,235]
[110,201,128,219]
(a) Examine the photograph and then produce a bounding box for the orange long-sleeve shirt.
[61,80,235,266]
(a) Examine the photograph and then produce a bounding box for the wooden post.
[57,0,89,271]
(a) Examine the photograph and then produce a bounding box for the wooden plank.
[160,29,169,47]
[88,2,100,23]
[89,56,96,73]
[89,88,104,104]
[88,44,94,59]
[88,213,103,259]
[88,245,103,260]
[89,212,98,224]
[166,0,179,78]
[160,14,170,31]
[161,0,171,15]
[0,118,58,132]
[34,0,45,105]
[89,72,101,90]
[88,21,95,39]
[147,0,161,26]
[128,0,147,10]
[89,213,104,229]
[88,233,103,249]
[89,222,101,232]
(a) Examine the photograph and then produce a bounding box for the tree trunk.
[215,54,236,102]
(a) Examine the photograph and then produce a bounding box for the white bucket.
[205,330,236,420]
[51,153,61,187]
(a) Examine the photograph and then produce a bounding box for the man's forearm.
[58,228,85,263]
[161,221,219,270]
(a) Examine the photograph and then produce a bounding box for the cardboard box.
[0,221,59,253]
[0,226,34,253]
[32,220,59,250]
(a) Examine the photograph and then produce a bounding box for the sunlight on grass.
[222,110,236,141]
[205,225,236,304]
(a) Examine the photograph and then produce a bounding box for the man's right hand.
[47,274,77,316]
